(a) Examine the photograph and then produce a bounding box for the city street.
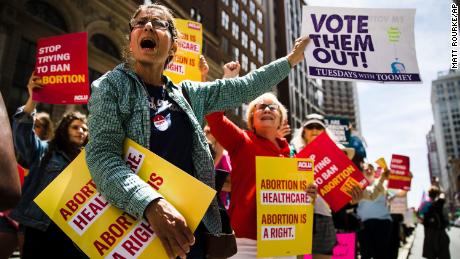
[408,224,460,259]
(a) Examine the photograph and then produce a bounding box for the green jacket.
[86,57,291,234]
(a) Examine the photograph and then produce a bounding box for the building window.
[232,0,239,16]
[241,31,248,48]
[25,1,68,32]
[257,9,263,24]
[221,11,229,30]
[257,28,263,43]
[257,48,264,63]
[249,1,255,15]
[232,46,239,62]
[250,40,256,57]
[232,22,239,40]
[222,0,229,6]
[241,11,248,27]
[90,34,121,60]
[250,20,256,35]
[250,62,257,71]
[221,36,229,54]
[242,54,248,71]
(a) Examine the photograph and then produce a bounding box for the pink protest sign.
[296,132,368,212]
[303,232,355,259]
[332,233,356,259]
[34,32,89,104]
[388,154,411,190]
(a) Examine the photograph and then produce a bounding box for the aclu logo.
[297,161,313,171]
[74,95,88,101]
[187,22,200,30]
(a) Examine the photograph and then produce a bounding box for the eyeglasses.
[129,17,169,31]
[305,123,324,130]
[255,103,279,111]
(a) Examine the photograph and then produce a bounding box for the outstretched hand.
[24,72,43,114]
[199,55,209,82]
[27,72,43,98]
[286,36,310,68]
[276,120,291,139]
[144,199,195,259]
[306,183,317,203]
[350,185,364,204]
[223,61,240,79]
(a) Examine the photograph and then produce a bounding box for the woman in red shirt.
[207,92,316,258]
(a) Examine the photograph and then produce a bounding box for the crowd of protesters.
[0,2,452,259]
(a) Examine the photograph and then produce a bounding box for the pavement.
[398,230,415,259]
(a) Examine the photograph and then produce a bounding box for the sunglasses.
[255,103,279,111]
[129,17,169,31]
[305,123,324,130]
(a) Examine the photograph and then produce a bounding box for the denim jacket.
[86,57,291,234]
[10,107,72,231]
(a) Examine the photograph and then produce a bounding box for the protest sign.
[332,232,356,259]
[34,32,89,104]
[301,6,421,83]
[389,195,408,214]
[256,157,314,257]
[296,132,368,212]
[164,19,202,83]
[375,157,388,170]
[304,232,355,259]
[324,116,350,145]
[35,139,215,258]
[388,154,411,190]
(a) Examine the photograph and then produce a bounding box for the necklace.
[141,80,166,110]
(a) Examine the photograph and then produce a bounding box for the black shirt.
[145,83,194,175]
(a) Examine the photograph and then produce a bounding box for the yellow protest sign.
[164,19,202,83]
[35,139,215,258]
[375,157,388,170]
[256,157,314,257]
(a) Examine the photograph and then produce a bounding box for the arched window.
[25,1,68,32]
[90,34,121,60]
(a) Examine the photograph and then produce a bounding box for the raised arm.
[206,112,248,154]
[12,73,47,165]
[184,37,310,117]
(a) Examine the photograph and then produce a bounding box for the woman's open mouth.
[140,38,156,50]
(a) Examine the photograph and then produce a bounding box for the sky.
[306,0,452,208]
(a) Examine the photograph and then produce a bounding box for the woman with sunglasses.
[291,114,380,259]
[206,92,317,258]
[291,114,338,259]
[86,3,310,258]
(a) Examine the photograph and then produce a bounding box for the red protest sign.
[388,154,412,190]
[296,132,368,212]
[34,32,89,104]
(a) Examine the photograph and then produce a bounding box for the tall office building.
[322,80,362,134]
[272,0,324,129]
[431,69,460,201]
[426,125,442,183]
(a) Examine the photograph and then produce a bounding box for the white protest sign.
[301,6,421,83]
